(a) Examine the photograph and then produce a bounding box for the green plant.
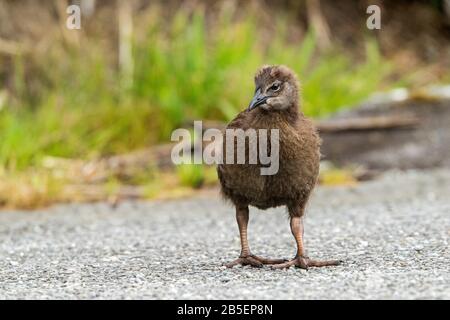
[176,163,205,188]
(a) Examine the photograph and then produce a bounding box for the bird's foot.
[225,254,287,268]
[271,256,342,270]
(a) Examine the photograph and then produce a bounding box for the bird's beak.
[248,88,268,111]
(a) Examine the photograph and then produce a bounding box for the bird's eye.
[270,83,281,92]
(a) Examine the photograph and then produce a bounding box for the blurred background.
[0,0,449,209]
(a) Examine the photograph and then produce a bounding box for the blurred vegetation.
[0,7,392,171]
[1,1,448,208]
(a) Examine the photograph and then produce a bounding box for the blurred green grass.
[0,8,391,173]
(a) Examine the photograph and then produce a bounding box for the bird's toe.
[224,256,263,268]
[271,256,342,270]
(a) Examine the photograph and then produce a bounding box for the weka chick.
[218,65,341,269]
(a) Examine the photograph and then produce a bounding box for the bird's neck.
[251,103,301,127]
[283,103,301,125]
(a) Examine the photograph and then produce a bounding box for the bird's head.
[248,65,300,112]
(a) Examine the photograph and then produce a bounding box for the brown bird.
[218,65,341,269]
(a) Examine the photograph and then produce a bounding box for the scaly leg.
[225,206,287,268]
[272,214,341,270]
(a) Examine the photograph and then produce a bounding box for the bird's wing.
[225,110,250,130]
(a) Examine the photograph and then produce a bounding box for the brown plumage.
[218,65,341,269]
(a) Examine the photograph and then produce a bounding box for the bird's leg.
[272,215,342,270]
[225,206,262,268]
[225,206,286,268]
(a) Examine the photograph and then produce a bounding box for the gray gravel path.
[0,169,449,299]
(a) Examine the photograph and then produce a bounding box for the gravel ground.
[0,169,449,299]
